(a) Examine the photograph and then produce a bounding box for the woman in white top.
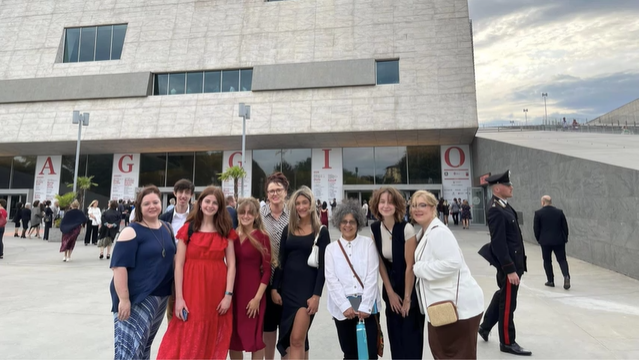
[325,200,380,360]
[411,190,484,360]
[84,200,102,246]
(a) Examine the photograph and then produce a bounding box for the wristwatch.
[225,291,233,296]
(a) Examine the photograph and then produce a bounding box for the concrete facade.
[589,97,639,126]
[0,0,478,156]
[472,132,639,279]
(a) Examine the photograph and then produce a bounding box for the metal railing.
[478,120,638,135]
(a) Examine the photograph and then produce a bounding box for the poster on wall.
[311,148,343,205]
[110,154,140,201]
[222,150,253,198]
[33,156,62,202]
[440,145,472,202]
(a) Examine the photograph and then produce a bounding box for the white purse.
[307,225,324,268]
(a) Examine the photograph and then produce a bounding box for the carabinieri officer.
[477,170,532,356]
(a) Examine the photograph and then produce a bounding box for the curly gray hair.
[331,199,367,231]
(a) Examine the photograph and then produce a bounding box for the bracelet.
[225,291,233,296]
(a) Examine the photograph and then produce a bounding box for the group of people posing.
[108,173,487,360]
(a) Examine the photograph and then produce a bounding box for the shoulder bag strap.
[313,225,324,246]
[337,239,364,288]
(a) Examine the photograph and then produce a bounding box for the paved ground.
[1,224,639,360]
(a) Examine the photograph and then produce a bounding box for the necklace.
[143,220,166,258]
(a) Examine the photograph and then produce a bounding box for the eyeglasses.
[267,188,285,195]
[412,203,431,209]
[340,220,358,226]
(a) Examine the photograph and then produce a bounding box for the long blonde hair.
[287,186,321,236]
[237,197,278,267]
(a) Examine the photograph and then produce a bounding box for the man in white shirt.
[159,179,194,240]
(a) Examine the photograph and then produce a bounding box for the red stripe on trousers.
[504,281,512,345]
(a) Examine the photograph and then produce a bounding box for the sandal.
[99,254,104,259]
[106,254,111,260]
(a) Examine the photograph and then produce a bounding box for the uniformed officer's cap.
[486,170,511,186]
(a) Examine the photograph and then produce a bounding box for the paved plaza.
[1,225,639,360]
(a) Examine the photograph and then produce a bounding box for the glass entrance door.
[470,187,486,225]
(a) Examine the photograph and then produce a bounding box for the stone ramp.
[1,225,638,359]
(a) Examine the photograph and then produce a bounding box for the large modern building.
[0,0,478,218]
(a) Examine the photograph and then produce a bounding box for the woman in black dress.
[461,199,472,229]
[272,186,330,359]
[12,202,23,237]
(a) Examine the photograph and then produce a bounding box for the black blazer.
[533,205,569,246]
[486,196,527,274]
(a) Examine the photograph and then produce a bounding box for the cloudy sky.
[468,0,639,125]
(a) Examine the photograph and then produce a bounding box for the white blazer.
[413,218,484,322]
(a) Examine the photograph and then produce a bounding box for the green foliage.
[54,192,76,210]
[67,175,98,209]
[218,166,247,200]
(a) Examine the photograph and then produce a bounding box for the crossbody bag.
[337,239,384,357]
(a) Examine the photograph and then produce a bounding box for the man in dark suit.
[478,170,532,356]
[226,195,238,229]
[534,195,570,289]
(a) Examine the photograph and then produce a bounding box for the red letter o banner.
[444,147,465,168]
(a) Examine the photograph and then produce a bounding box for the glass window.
[343,148,375,185]
[186,72,204,94]
[407,146,441,184]
[375,147,407,184]
[154,74,169,95]
[79,27,96,62]
[166,153,194,186]
[0,157,11,188]
[59,155,87,196]
[111,24,127,60]
[240,69,253,91]
[11,156,36,189]
[139,153,167,187]
[252,150,282,200]
[194,151,223,186]
[63,28,80,63]
[281,149,312,193]
[95,25,112,61]
[204,71,221,93]
[85,154,113,210]
[376,60,399,85]
[222,70,239,92]
[168,73,186,95]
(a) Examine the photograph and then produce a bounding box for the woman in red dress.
[229,197,273,360]
[320,201,329,228]
[157,186,237,360]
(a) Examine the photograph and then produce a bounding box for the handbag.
[307,225,324,268]
[337,239,384,357]
[414,225,461,327]
[426,272,460,327]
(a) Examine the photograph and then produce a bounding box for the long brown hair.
[134,185,162,223]
[236,197,278,267]
[185,186,232,238]
[287,186,321,236]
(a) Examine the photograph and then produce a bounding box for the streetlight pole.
[238,103,251,198]
[523,108,528,126]
[541,93,548,124]
[72,110,89,194]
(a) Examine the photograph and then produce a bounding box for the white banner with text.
[111,153,140,201]
[33,155,62,202]
[440,145,472,202]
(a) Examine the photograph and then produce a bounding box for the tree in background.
[218,166,247,201]
[68,176,98,210]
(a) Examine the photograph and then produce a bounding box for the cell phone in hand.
[181,308,188,321]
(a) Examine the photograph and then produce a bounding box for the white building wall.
[0,0,478,148]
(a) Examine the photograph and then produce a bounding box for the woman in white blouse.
[411,190,484,360]
[84,200,102,246]
[325,200,380,360]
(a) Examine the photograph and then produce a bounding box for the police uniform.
[477,170,532,356]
